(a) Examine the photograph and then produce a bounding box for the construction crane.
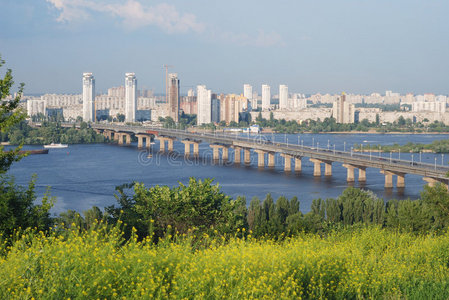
[163,65,174,103]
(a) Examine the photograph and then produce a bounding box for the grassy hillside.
[1,225,449,299]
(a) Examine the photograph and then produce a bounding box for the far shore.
[260,129,449,135]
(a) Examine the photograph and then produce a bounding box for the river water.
[8,133,449,215]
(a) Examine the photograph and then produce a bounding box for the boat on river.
[44,143,68,149]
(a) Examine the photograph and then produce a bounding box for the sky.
[1,0,448,96]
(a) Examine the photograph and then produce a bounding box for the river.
[7,133,449,215]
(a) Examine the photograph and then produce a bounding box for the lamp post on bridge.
[435,157,437,170]
[420,151,422,162]
[344,141,346,152]
[327,139,330,150]
[351,147,353,157]
[399,149,401,160]
[412,154,414,165]
[390,152,392,163]
[442,154,444,166]
[317,142,319,152]
[312,137,315,148]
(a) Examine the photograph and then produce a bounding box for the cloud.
[46,0,284,47]
[218,30,286,47]
[46,0,205,34]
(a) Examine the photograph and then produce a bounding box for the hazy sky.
[1,0,448,95]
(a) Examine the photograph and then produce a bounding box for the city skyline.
[1,1,449,95]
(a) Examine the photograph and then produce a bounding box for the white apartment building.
[197,85,212,125]
[243,84,253,100]
[125,73,137,122]
[279,84,288,110]
[261,84,271,110]
[26,99,46,116]
[82,72,95,122]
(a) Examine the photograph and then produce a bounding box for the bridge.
[78,123,449,189]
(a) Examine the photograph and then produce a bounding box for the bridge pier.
[383,171,394,189]
[268,152,275,168]
[359,167,366,183]
[222,147,229,161]
[210,145,220,161]
[309,159,322,177]
[342,164,355,182]
[193,142,199,157]
[423,177,449,189]
[244,149,251,165]
[233,147,241,164]
[324,162,332,177]
[255,150,266,168]
[281,154,292,172]
[294,157,302,173]
[136,134,151,148]
[397,173,405,188]
[182,140,193,156]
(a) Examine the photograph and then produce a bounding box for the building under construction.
[168,73,180,123]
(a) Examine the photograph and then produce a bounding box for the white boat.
[44,143,68,149]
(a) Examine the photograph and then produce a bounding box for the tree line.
[1,121,106,145]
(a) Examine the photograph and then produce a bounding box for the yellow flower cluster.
[0,226,449,298]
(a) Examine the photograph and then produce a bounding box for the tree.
[0,55,54,236]
[0,55,25,174]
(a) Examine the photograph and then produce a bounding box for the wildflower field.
[1,226,449,299]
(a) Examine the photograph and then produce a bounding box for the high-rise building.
[211,94,220,124]
[262,84,271,110]
[197,85,212,125]
[279,84,288,110]
[82,72,95,122]
[243,84,253,100]
[125,73,137,122]
[332,93,355,124]
[168,73,180,123]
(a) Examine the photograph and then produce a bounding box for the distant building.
[332,93,355,123]
[168,73,180,122]
[125,73,137,122]
[82,72,95,122]
[211,94,220,123]
[261,84,271,110]
[243,84,253,100]
[26,99,46,117]
[219,94,247,124]
[279,84,288,110]
[197,85,212,125]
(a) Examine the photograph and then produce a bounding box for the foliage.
[0,54,54,238]
[106,178,241,241]
[3,225,449,298]
[3,121,105,145]
[0,55,26,174]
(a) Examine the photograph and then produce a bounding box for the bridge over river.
[85,124,449,189]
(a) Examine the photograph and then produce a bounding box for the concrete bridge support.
[342,164,355,182]
[222,147,229,161]
[136,134,151,148]
[233,147,241,164]
[381,171,394,189]
[423,177,449,189]
[281,154,292,172]
[359,167,367,183]
[268,153,275,168]
[244,149,251,165]
[255,150,266,168]
[380,170,405,189]
[294,157,302,173]
[182,141,193,156]
[210,145,220,161]
[309,159,322,177]
[324,162,332,177]
[193,143,199,157]
[157,137,175,152]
